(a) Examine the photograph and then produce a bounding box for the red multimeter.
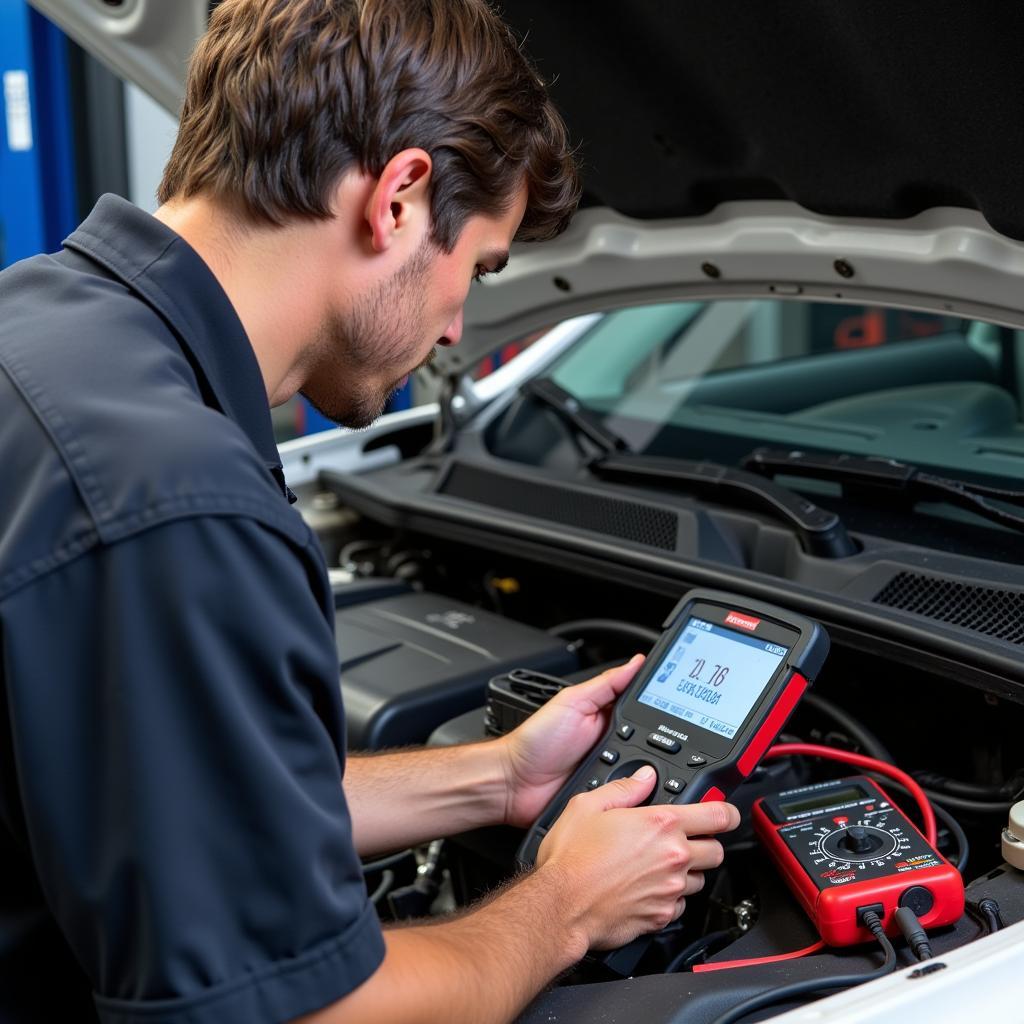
[517,588,830,868]
[753,776,964,945]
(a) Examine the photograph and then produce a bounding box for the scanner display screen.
[636,617,788,739]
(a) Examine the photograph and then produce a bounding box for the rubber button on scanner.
[600,749,620,765]
[606,760,659,806]
[647,732,681,754]
[687,754,708,767]
[617,723,635,740]
[586,776,602,790]
[664,778,685,795]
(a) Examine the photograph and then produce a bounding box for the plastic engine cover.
[336,593,578,750]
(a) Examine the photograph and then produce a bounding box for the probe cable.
[692,939,826,973]
[764,743,937,845]
[873,778,969,872]
[965,897,1004,934]
[707,910,896,1024]
[894,906,933,961]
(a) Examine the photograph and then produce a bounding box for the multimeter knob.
[839,826,881,855]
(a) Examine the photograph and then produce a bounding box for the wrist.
[495,732,545,829]
[495,734,519,827]
[527,861,591,966]
[453,739,512,830]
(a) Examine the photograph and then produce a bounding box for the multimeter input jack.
[898,884,935,917]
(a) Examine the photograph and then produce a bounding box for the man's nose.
[439,308,463,347]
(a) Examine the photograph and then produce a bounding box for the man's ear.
[364,148,433,254]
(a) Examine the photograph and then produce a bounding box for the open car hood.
[29,0,1024,373]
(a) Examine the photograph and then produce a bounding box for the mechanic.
[0,2,739,1022]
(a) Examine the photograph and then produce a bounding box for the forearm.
[345,740,511,856]
[299,864,585,1024]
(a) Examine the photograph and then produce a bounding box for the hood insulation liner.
[500,1,1024,239]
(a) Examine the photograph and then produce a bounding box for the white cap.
[1001,801,1024,870]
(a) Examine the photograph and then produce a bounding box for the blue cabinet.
[0,0,76,267]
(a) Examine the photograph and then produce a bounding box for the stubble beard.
[301,239,434,429]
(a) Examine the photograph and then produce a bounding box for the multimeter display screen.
[637,617,789,739]
[779,785,867,816]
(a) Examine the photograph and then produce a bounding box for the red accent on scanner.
[737,673,808,777]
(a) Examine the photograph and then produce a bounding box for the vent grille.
[441,463,678,551]
[873,572,1024,644]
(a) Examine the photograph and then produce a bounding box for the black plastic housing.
[336,592,578,749]
[517,589,829,867]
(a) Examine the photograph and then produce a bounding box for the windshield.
[542,299,1024,487]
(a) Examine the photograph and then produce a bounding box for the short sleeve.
[1,514,384,1024]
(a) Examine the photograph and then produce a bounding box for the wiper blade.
[744,448,1024,535]
[522,380,857,558]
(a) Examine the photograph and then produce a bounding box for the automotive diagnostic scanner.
[517,589,829,867]
[753,776,964,945]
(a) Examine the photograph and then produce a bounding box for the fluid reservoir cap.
[1001,800,1024,870]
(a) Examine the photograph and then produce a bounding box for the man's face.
[301,187,527,428]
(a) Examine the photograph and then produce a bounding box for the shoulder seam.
[0,497,314,604]
[0,346,113,526]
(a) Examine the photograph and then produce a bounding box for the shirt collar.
[63,194,295,502]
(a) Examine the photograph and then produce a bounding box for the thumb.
[599,765,657,809]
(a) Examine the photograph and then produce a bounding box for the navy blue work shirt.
[0,195,384,1022]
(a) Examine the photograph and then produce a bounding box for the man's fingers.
[684,839,725,872]
[676,800,742,836]
[682,870,706,896]
[565,654,646,714]
[672,896,687,922]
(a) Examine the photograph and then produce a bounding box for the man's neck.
[152,196,326,406]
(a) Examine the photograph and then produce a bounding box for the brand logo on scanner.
[658,724,689,742]
[726,611,761,631]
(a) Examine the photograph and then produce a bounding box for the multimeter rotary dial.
[817,821,902,864]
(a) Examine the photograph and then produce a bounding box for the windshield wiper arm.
[591,454,857,558]
[744,448,1024,535]
[522,381,857,558]
[522,378,629,455]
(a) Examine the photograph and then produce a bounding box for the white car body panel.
[773,916,1024,1023]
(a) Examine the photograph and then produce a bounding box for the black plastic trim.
[321,464,1024,701]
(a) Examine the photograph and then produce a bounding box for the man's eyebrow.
[482,249,510,274]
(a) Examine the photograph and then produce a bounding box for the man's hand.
[498,655,645,828]
[346,657,642,856]
[537,770,741,949]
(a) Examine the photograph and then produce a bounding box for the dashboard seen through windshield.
[543,299,1024,492]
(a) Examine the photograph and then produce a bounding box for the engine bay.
[311,498,1024,1023]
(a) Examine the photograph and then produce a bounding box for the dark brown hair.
[159,0,580,250]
